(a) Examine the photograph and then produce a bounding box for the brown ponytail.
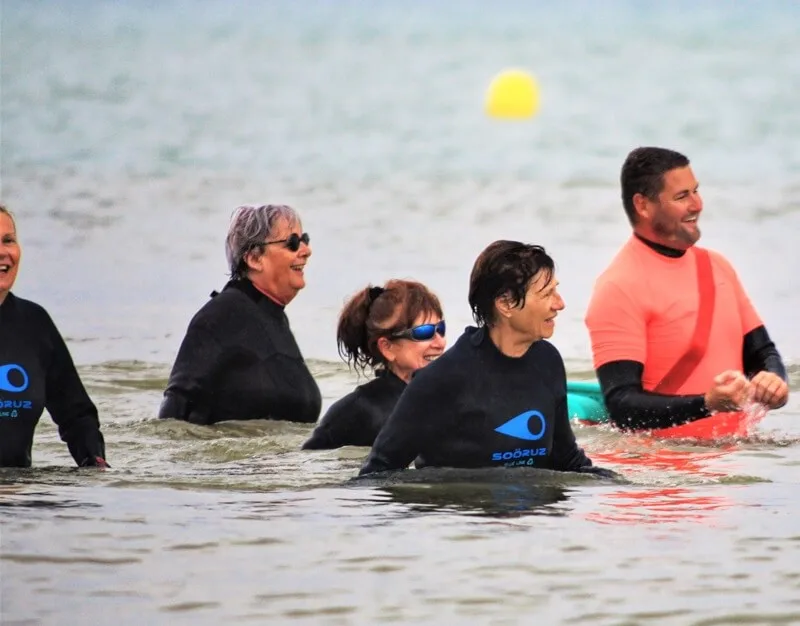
[336,279,443,374]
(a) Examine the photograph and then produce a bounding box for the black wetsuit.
[596,235,789,430]
[360,326,608,476]
[158,279,322,425]
[0,293,106,468]
[302,369,406,449]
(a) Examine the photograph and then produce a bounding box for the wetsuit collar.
[468,325,486,347]
[0,291,14,321]
[467,325,537,360]
[634,233,686,258]
[249,281,289,307]
[379,367,409,387]
[222,279,287,316]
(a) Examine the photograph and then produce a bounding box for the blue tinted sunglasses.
[391,320,446,342]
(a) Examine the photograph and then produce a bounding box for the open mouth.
[0,264,11,274]
[290,264,305,272]
[423,354,441,362]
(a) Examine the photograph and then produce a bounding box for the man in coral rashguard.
[584,146,789,433]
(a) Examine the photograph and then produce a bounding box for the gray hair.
[225,204,300,279]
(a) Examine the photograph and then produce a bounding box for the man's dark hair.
[621,147,690,224]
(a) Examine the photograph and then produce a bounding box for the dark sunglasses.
[257,232,310,253]
[391,320,446,342]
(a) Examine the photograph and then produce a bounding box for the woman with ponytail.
[302,280,446,449]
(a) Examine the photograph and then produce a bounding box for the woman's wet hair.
[468,240,554,327]
[337,279,443,374]
[225,204,300,279]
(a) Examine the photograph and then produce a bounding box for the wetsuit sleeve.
[158,323,224,424]
[546,352,617,478]
[358,371,447,475]
[550,394,595,472]
[742,325,788,382]
[596,360,709,430]
[302,394,360,450]
[44,317,107,467]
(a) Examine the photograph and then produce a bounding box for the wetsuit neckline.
[378,367,409,387]
[634,233,686,258]
[0,291,15,320]
[223,279,286,315]
[469,326,538,362]
[0,291,14,306]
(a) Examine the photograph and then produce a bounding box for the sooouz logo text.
[492,410,548,466]
[0,364,32,419]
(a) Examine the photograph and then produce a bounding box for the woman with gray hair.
[158,204,321,425]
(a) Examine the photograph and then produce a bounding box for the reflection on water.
[0,492,99,510]
[351,467,585,518]
[590,444,734,479]
[378,482,571,518]
[587,487,737,526]
[3,1,800,621]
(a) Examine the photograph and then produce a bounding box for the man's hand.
[750,371,789,410]
[704,370,753,413]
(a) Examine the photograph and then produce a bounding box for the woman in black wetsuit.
[359,240,614,478]
[0,204,107,468]
[158,204,322,425]
[302,280,446,449]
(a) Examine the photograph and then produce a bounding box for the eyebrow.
[539,281,559,295]
[673,184,700,199]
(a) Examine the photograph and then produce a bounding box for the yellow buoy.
[485,69,540,120]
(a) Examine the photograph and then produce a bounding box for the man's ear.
[632,192,650,221]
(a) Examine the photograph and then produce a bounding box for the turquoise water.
[2,2,799,624]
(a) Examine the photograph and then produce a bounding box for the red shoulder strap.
[652,248,715,395]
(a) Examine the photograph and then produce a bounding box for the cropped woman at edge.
[0,204,107,468]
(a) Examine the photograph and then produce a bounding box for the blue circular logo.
[0,364,29,392]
